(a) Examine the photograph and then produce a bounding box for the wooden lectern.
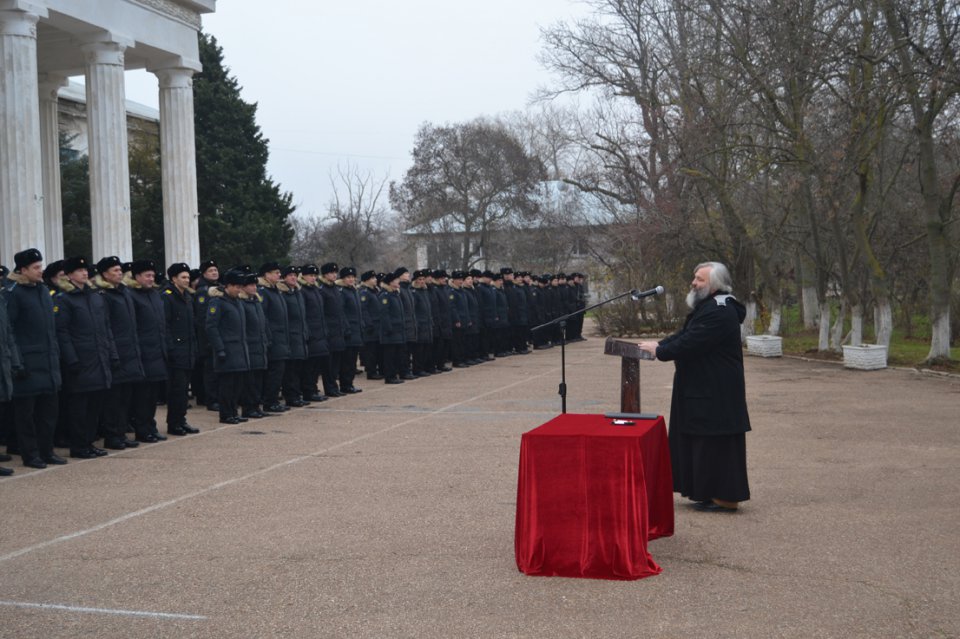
[604,337,657,418]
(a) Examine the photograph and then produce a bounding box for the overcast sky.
[123,0,591,220]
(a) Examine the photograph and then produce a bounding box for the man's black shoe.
[401,373,416,380]
[206,403,220,412]
[219,416,242,425]
[264,404,286,413]
[91,447,108,456]
[0,466,13,476]
[453,363,469,368]
[136,434,160,443]
[438,366,453,372]
[180,423,199,434]
[151,432,168,441]
[24,457,48,468]
[123,439,140,448]
[242,411,264,419]
[385,378,404,384]
[69,449,96,460]
[342,386,362,394]
[366,374,384,380]
[43,454,68,465]
[168,426,190,436]
[103,439,128,450]
[307,393,328,402]
[287,399,310,407]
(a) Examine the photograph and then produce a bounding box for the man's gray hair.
[695,261,734,293]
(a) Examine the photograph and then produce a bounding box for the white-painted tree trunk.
[803,287,819,329]
[830,301,847,351]
[742,300,757,342]
[818,302,831,351]
[928,311,952,361]
[875,300,893,347]
[850,304,863,346]
[766,303,782,336]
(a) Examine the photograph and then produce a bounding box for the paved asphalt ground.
[1,327,958,638]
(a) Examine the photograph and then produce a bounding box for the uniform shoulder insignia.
[449,294,454,300]
[164,289,172,294]
[382,299,388,304]
[210,306,217,314]
[53,305,59,313]
[198,296,205,303]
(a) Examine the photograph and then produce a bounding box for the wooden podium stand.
[604,337,656,416]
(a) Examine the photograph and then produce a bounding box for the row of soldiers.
[0,247,587,475]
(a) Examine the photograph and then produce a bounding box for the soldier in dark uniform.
[358,270,383,380]
[395,267,416,379]
[571,272,587,341]
[377,272,406,384]
[448,270,470,368]
[94,256,143,450]
[410,269,434,377]
[0,285,17,475]
[463,271,483,364]
[194,259,220,412]
[128,260,171,442]
[257,262,290,413]
[319,262,347,396]
[162,262,199,435]
[239,272,271,419]
[502,267,530,355]
[4,249,65,469]
[429,269,454,373]
[337,267,363,394]
[206,270,251,424]
[53,257,118,458]
[477,271,497,360]
[280,265,310,407]
[492,273,510,357]
[530,275,550,349]
[298,264,329,402]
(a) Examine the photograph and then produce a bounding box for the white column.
[155,66,200,267]
[81,40,132,261]
[0,6,46,265]
[38,73,68,261]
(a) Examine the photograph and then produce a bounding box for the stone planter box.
[842,344,888,370]
[746,335,783,358]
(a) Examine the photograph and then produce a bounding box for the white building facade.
[0,0,215,267]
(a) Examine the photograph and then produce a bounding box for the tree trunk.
[875,299,893,347]
[830,300,847,351]
[818,302,831,351]
[850,304,863,346]
[767,302,782,336]
[802,287,819,329]
[742,300,756,342]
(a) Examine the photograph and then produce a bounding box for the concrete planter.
[842,344,888,370]
[746,335,783,358]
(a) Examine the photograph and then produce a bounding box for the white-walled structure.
[0,0,215,267]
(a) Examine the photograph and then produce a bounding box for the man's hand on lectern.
[637,341,659,358]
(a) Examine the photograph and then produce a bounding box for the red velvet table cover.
[514,413,674,580]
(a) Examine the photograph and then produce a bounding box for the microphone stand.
[532,289,641,414]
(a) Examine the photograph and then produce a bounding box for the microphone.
[630,285,665,300]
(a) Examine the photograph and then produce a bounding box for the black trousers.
[242,369,264,412]
[203,352,219,407]
[401,342,413,375]
[412,341,433,374]
[12,393,58,461]
[67,389,107,452]
[300,355,326,397]
[480,329,495,357]
[339,346,359,388]
[451,328,465,364]
[263,359,286,407]
[512,325,529,352]
[361,342,381,378]
[283,359,304,403]
[324,350,343,393]
[191,359,205,405]
[433,338,450,369]
[218,371,244,420]
[465,332,480,360]
[130,380,160,438]
[381,343,403,380]
[103,382,133,442]
[166,367,191,429]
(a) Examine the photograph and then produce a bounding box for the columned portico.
[82,39,134,260]
[155,65,201,266]
[0,4,47,266]
[0,0,215,268]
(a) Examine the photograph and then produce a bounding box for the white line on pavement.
[0,599,207,620]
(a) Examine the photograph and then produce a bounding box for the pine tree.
[194,32,295,268]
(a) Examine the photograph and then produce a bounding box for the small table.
[514,413,674,580]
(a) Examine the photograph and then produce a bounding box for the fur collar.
[297,276,318,288]
[123,274,160,291]
[277,281,299,293]
[258,277,277,289]
[7,272,36,286]
[208,286,225,298]
[335,279,355,288]
[239,291,262,302]
[93,274,120,290]
[57,276,92,294]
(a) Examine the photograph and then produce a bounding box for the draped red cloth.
[514,414,674,580]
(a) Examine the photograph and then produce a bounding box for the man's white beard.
[686,287,710,309]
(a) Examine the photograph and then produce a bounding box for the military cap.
[413,269,428,279]
[432,269,448,279]
[339,266,357,278]
[301,264,320,276]
[481,270,494,279]
[516,271,528,277]
[321,262,339,275]
[382,271,399,284]
[14,248,43,270]
[492,273,503,281]
[96,256,122,274]
[233,264,253,274]
[62,256,89,274]
[199,260,218,274]
[42,260,63,282]
[394,266,409,277]
[450,270,465,279]
[241,272,258,286]
[468,268,482,278]
[259,261,281,275]
[122,262,133,273]
[360,270,377,282]
[130,259,156,276]
[167,262,190,279]
[500,267,513,275]
[224,269,246,285]
[280,265,300,277]
[0,265,7,279]
[189,269,201,282]
[556,272,566,280]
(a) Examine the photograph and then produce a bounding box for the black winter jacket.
[299,281,329,357]
[258,278,290,362]
[319,279,346,352]
[129,278,168,381]
[162,283,197,370]
[3,274,59,398]
[206,287,251,373]
[95,276,145,385]
[54,279,118,393]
